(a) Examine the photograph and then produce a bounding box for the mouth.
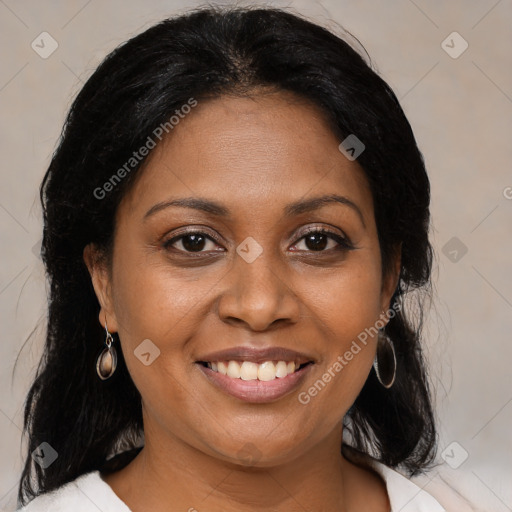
[197,359,313,381]
[195,346,315,403]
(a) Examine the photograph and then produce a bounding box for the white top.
[16,460,451,512]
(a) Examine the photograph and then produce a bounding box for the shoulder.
[343,445,476,512]
[409,468,481,512]
[16,470,131,512]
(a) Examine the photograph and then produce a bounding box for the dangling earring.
[373,329,396,389]
[96,319,118,380]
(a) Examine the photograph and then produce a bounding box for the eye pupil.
[182,234,206,252]
[305,233,328,251]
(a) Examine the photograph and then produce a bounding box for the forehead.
[120,92,373,220]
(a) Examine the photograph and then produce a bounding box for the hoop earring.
[96,319,118,380]
[373,329,396,389]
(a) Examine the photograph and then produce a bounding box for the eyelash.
[162,227,354,255]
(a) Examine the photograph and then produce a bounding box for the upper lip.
[196,346,315,366]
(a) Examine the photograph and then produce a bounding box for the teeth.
[275,361,288,378]
[227,361,241,379]
[258,361,276,381]
[240,361,258,380]
[206,360,301,381]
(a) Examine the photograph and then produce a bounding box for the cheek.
[293,252,382,416]
[301,252,383,343]
[109,245,217,393]
[109,254,212,430]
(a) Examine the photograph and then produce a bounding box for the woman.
[16,5,459,511]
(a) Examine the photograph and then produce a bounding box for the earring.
[373,329,396,389]
[96,319,118,380]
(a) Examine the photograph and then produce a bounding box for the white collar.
[342,447,446,511]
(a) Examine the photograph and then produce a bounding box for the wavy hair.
[17,5,436,506]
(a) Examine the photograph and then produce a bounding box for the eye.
[163,226,353,255]
[291,227,353,253]
[163,231,223,253]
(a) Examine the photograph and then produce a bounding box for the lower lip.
[197,363,313,403]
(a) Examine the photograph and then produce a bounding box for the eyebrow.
[144,194,365,226]
[284,194,365,226]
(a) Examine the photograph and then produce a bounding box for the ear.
[380,243,402,314]
[83,244,119,332]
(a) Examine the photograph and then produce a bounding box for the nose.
[216,251,301,332]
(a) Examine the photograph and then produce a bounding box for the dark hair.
[17,5,436,506]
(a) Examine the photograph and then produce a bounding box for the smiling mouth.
[198,360,313,381]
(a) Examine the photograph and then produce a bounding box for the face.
[86,91,399,467]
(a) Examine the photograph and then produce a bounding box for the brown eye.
[303,232,331,251]
[164,232,221,253]
[292,228,353,253]
[180,233,207,252]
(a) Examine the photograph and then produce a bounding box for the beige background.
[1,1,511,510]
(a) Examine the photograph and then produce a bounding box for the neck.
[107,423,356,512]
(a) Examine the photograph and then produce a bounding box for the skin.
[84,90,400,512]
